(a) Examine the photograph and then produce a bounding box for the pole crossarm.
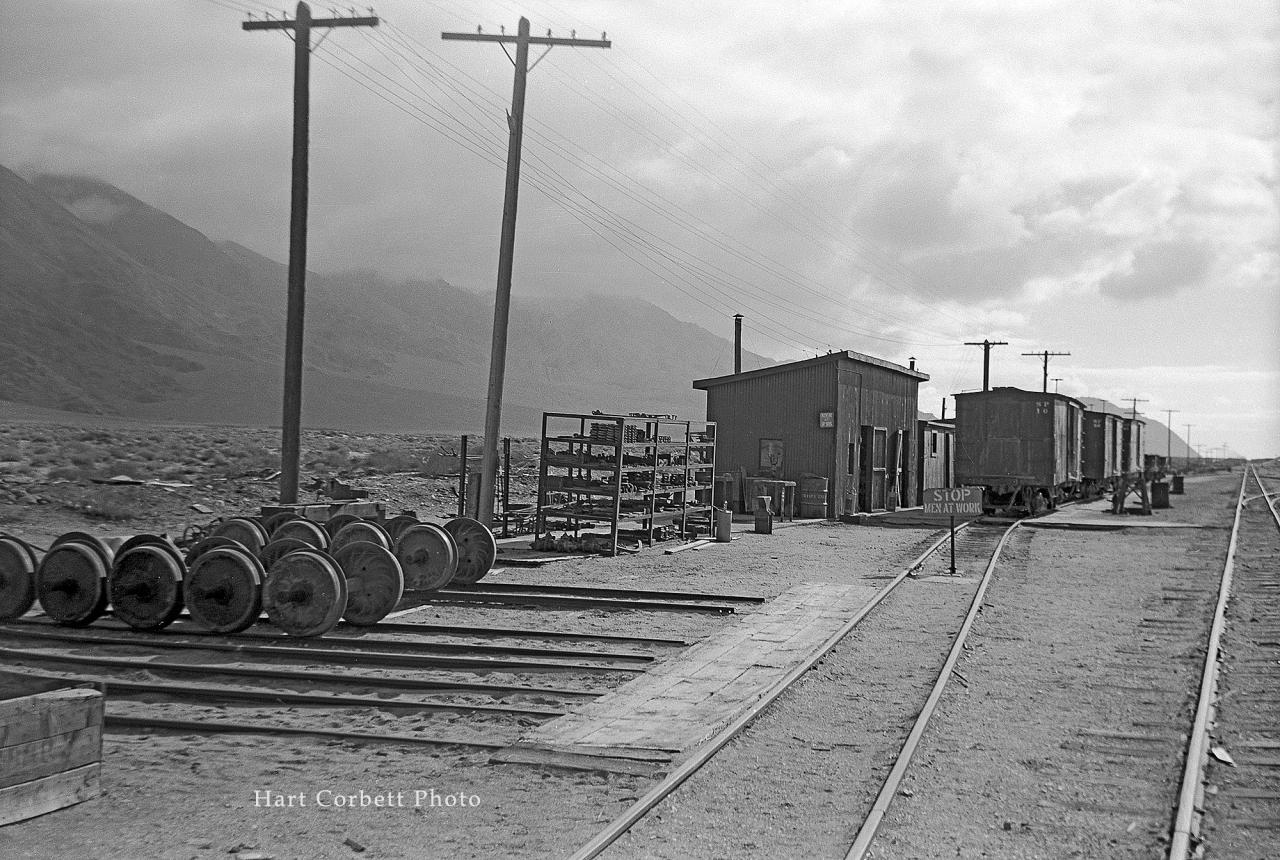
[441,32,610,48]
[244,15,378,30]
[1022,349,1070,393]
[964,339,1008,392]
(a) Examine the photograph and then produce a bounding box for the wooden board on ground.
[518,582,877,760]
[0,670,103,825]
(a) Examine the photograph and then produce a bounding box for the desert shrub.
[363,448,423,473]
[72,488,144,521]
[308,446,352,471]
[47,464,90,481]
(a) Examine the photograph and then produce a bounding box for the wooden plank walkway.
[506,582,877,766]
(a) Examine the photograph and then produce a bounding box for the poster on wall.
[759,438,784,477]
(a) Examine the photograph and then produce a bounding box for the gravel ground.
[3,415,1252,859]
[0,510,937,859]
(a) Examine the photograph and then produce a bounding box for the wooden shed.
[693,351,928,516]
[917,415,955,497]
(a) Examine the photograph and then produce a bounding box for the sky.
[1,0,1276,457]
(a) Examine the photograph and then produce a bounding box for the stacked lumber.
[0,671,102,826]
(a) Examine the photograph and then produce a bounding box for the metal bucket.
[1151,481,1171,509]
[1171,475,1185,495]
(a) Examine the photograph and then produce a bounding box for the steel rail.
[845,520,1023,859]
[369,614,692,646]
[455,581,766,603]
[1168,467,1248,859]
[414,591,740,614]
[0,644,601,699]
[568,522,977,860]
[104,713,509,749]
[0,625,644,675]
[96,608,693,647]
[8,617,655,664]
[0,664,565,717]
[1250,465,1280,532]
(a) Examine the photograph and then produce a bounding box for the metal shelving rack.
[534,412,717,556]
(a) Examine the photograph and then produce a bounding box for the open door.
[859,426,888,511]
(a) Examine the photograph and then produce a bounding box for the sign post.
[924,487,984,574]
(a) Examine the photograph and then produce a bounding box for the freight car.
[1081,407,1124,496]
[953,387,1084,515]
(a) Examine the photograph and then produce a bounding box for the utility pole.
[442,19,610,527]
[244,3,379,505]
[1184,424,1194,468]
[1022,349,1071,393]
[1163,409,1179,461]
[1124,397,1148,420]
[1051,377,1063,393]
[733,314,743,374]
[964,339,1008,391]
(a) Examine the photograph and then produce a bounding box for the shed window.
[930,431,938,457]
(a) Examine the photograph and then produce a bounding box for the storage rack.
[534,412,717,556]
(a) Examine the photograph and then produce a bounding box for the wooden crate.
[0,671,103,827]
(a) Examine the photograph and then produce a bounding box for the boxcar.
[1081,408,1123,495]
[954,387,1084,514]
[1120,416,1146,476]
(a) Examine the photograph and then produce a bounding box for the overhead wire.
[358,22,961,347]
[212,0,982,357]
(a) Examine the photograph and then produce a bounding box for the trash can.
[1171,475,1184,495]
[1151,481,1171,509]
[798,475,829,519]
[715,507,733,543]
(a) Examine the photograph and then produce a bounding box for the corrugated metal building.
[692,351,928,516]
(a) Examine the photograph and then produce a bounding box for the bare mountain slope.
[2,168,766,433]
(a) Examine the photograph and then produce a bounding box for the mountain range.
[0,165,768,434]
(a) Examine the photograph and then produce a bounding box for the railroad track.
[1172,463,1280,858]
[570,517,1018,859]
[0,577,763,751]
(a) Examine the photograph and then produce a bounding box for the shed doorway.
[859,426,888,511]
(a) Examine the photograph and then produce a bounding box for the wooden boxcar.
[1121,416,1146,476]
[1081,408,1123,495]
[954,387,1084,514]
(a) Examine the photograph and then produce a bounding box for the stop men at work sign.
[924,487,983,516]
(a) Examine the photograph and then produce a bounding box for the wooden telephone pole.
[443,18,610,526]
[963,339,1008,391]
[243,3,379,505]
[1022,349,1071,393]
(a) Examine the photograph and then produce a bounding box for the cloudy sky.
[2,0,1277,456]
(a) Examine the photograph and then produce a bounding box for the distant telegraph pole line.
[443,18,611,527]
[963,339,1008,391]
[243,2,379,505]
[1124,397,1148,420]
[1022,349,1070,393]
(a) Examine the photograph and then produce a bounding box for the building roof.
[954,386,1088,411]
[693,350,929,390]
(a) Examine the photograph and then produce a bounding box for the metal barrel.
[798,475,829,519]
